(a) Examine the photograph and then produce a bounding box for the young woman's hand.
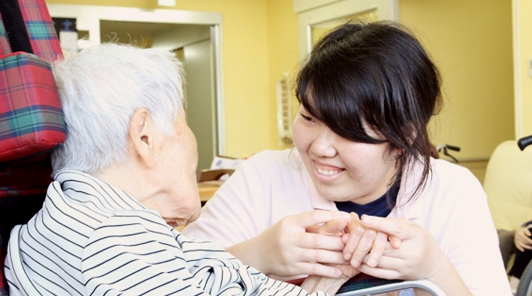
[515,226,532,252]
[341,212,401,268]
[227,210,351,278]
[309,212,401,270]
[356,215,472,296]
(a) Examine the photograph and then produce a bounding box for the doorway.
[48,4,224,171]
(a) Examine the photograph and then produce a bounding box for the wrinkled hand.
[355,215,445,281]
[308,213,401,270]
[342,213,401,268]
[308,217,362,277]
[301,249,359,296]
[515,226,532,252]
[252,210,351,278]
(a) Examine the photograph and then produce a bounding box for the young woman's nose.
[311,127,337,158]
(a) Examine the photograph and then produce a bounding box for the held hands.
[355,216,472,296]
[249,210,353,278]
[247,210,440,281]
[300,218,361,295]
[299,214,399,295]
[304,215,471,296]
[308,213,401,270]
[310,214,442,281]
[515,226,532,252]
[355,216,444,281]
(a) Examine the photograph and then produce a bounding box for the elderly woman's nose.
[311,128,337,157]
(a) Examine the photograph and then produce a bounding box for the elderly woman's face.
[152,105,201,228]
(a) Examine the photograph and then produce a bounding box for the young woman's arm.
[226,210,351,278]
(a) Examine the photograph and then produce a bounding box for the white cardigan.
[184,149,512,296]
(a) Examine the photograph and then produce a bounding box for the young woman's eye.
[301,114,314,122]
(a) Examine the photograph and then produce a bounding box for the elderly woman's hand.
[303,218,362,294]
[300,263,358,295]
[342,213,401,268]
[353,216,438,280]
[308,212,401,270]
[227,210,352,278]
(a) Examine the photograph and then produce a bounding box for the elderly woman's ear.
[128,108,159,169]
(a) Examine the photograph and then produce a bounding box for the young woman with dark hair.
[184,22,511,295]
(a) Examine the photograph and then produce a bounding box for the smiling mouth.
[315,162,345,176]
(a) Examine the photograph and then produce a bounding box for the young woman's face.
[292,105,399,205]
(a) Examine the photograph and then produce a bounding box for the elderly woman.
[3,44,354,296]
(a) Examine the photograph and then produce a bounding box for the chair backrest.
[484,140,532,231]
[0,0,64,294]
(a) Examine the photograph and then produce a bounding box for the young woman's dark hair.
[296,21,442,201]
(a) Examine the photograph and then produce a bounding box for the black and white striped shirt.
[4,171,326,296]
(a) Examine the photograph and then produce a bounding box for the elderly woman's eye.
[301,114,314,122]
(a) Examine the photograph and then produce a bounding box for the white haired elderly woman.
[3,44,355,296]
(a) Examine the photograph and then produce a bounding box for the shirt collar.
[288,149,338,211]
[308,176,338,211]
[389,159,428,219]
[54,170,146,212]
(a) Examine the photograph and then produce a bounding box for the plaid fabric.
[0,52,65,164]
[18,0,62,63]
[0,2,63,294]
[0,162,51,197]
[0,14,11,56]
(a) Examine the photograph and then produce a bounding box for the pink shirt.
[184,149,511,295]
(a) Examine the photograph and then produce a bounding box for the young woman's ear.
[128,108,158,168]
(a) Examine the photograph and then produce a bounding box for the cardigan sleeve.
[183,152,273,248]
[391,159,512,295]
[433,165,512,296]
[81,210,327,296]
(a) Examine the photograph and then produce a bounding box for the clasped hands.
[257,210,442,283]
[307,211,401,272]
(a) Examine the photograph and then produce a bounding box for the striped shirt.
[4,171,327,296]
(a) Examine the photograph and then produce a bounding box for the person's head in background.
[51,43,201,227]
[293,21,442,205]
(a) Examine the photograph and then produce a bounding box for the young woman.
[183,22,511,295]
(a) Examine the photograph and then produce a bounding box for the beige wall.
[47,0,516,170]
[515,0,532,138]
[400,0,514,162]
[266,1,514,182]
[266,0,299,151]
[47,0,272,158]
[399,0,514,182]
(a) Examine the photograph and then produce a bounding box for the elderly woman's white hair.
[51,43,184,175]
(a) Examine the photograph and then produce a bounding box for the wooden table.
[198,181,223,202]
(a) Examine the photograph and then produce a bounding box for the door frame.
[47,4,226,155]
[294,0,399,60]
